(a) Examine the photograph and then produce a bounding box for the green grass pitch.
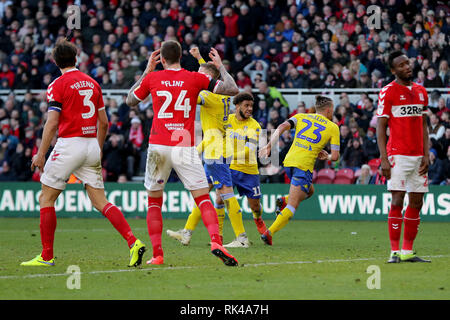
[0,217,449,300]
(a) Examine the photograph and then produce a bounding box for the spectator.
[342,138,367,170]
[0,0,447,183]
[243,59,269,84]
[437,127,450,160]
[356,164,372,185]
[289,101,307,118]
[363,127,380,161]
[429,113,445,141]
[428,148,446,185]
[103,134,126,182]
[369,166,387,185]
[335,69,357,88]
[268,109,283,129]
[424,67,444,88]
[222,6,239,61]
[195,16,220,44]
[266,62,284,88]
[269,98,289,121]
[437,60,449,87]
[0,160,14,181]
[254,100,269,125]
[257,81,289,109]
[339,124,352,155]
[284,68,306,89]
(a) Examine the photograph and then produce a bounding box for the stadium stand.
[334,168,355,184]
[315,168,336,184]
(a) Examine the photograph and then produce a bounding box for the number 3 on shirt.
[157,90,191,119]
[296,119,326,144]
[79,89,95,119]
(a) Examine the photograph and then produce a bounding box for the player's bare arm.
[418,114,430,176]
[259,121,291,158]
[318,149,340,162]
[189,47,203,64]
[31,110,60,172]
[126,49,161,107]
[376,117,391,180]
[97,108,109,152]
[208,48,239,96]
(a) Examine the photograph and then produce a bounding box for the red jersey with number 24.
[46,68,105,138]
[376,81,428,157]
[133,68,220,147]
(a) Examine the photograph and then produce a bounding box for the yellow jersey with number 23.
[283,113,340,172]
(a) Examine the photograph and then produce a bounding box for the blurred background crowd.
[0,0,448,185]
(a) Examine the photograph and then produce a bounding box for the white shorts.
[387,155,428,193]
[41,137,104,190]
[144,144,208,191]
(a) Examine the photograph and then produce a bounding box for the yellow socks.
[269,205,294,235]
[184,204,202,231]
[215,204,225,236]
[222,193,245,238]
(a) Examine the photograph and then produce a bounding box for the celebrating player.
[21,39,146,267]
[126,40,240,266]
[377,51,431,263]
[259,96,340,245]
[168,90,267,247]
[166,48,248,247]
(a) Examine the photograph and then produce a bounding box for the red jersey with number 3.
[133,68,220,147]
[47,68,105,138]
[376,81,428,156]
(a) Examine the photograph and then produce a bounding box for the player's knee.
[39,191,56,207]
[391,192,405,207]
[307,185,315,199]
[215,193,224,206]
[408,197,423,209]
[249,202,261,213]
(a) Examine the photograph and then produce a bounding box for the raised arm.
[208,48,239,96]
[190,47,206,68]
[126,49,160,107]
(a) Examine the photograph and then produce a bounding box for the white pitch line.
[1,255,448,281]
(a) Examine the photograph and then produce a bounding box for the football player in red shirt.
[126,40,240,266]
[21,39,146,267]
[377,51,431,263]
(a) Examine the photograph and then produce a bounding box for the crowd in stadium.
[0,0,449,185]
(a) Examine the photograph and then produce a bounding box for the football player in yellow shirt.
[167,48,251,247]
[259,95,340,245]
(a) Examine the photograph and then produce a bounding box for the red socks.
[388,204,403,252]
[388,204,421,252]
[40,207,57,261]
[402,206,420,251]
[147,197,164,258]
[195,194,222,245]
[102,203,137,248]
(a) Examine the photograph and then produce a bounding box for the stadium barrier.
[1,182,448,221]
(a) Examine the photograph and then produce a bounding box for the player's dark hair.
[233,92,254,105]
[52,39,77,69]
[315,95,333,111]
[200,62,220,80]
[160,40,182,65]
[388,50,405,69]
